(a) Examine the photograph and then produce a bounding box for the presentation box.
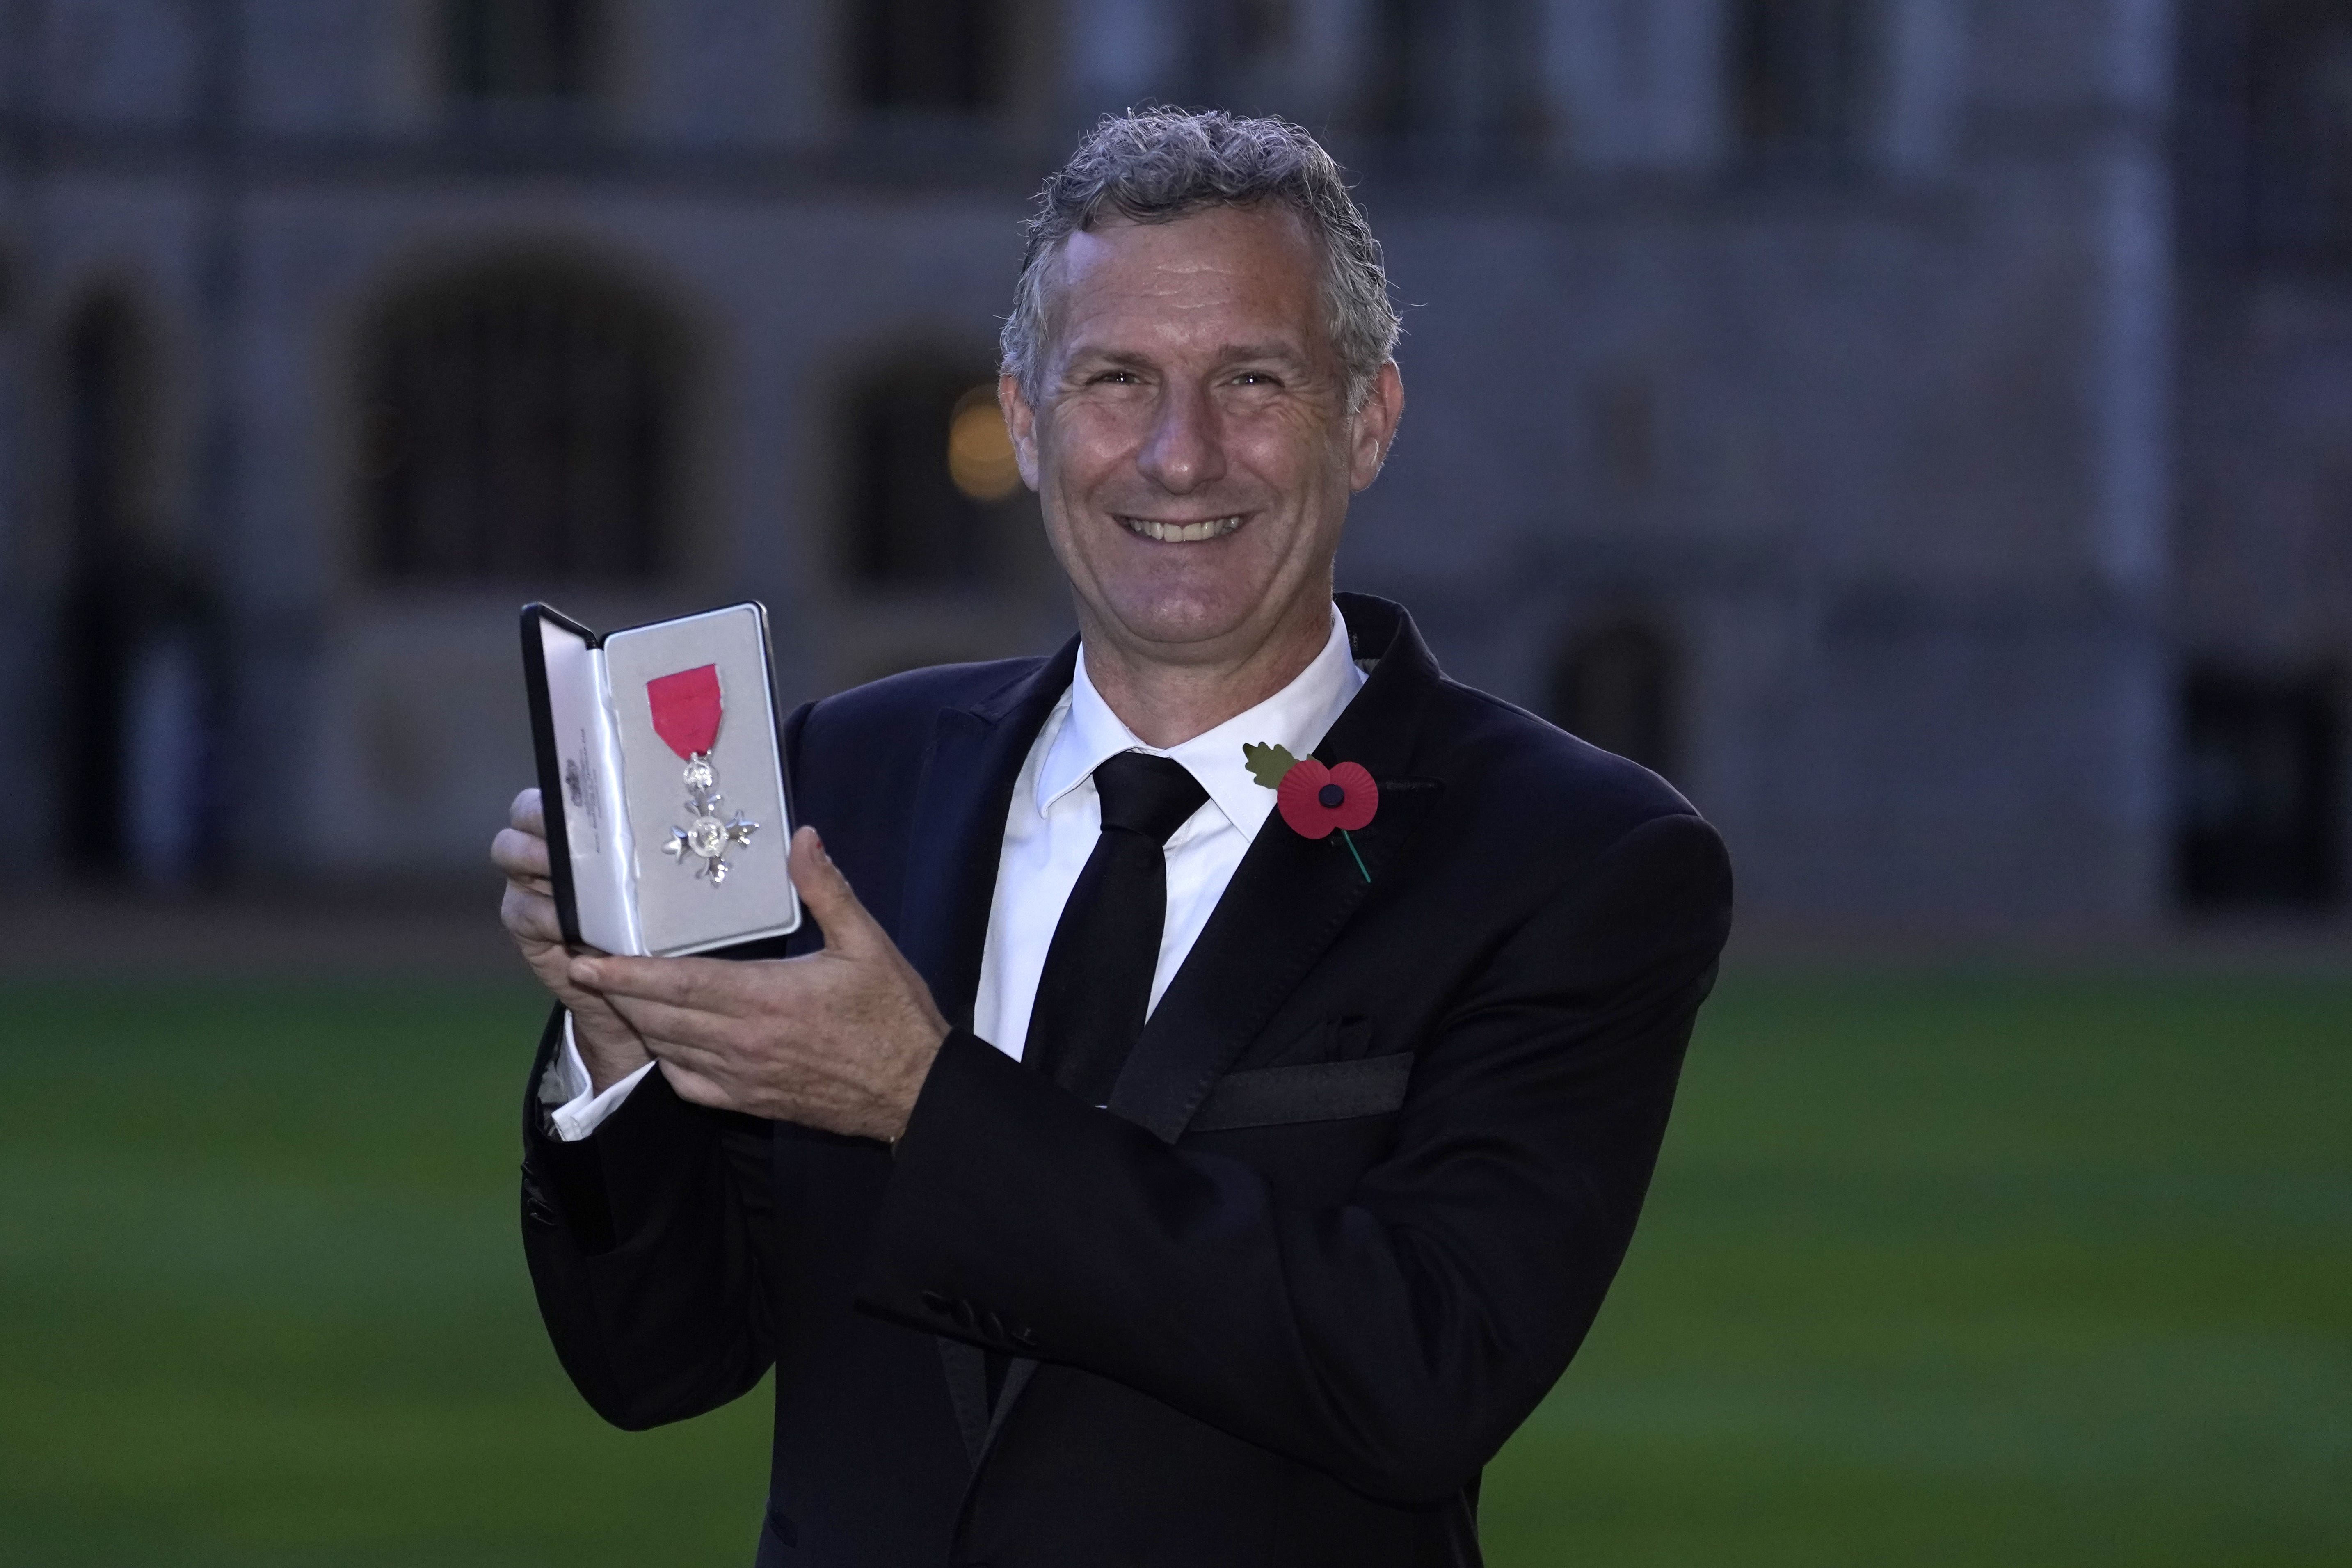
[521,601,800,957]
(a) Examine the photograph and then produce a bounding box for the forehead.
[1046,204,1328,356]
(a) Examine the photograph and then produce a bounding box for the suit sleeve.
[516,700,819,1429]
[855,810,1733,1505]
[520,1017,780,1429]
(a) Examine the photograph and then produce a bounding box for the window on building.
[363,261,680,583]
[2178,668,2343,909]
[1189,0,1301,113]
[1731,0,1873,170]
[2247,2,2352,264]
[853,0,1011,114]
[444,0,601,101]
[1550,620,1681,779]
[840,366,1023,589]
[1359,0,1542,154]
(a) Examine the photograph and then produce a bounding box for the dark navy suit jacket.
[519,594,1733,1566]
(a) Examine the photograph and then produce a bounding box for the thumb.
[789,826,883,955]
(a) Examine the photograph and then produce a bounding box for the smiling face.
[1002,204,1402,686]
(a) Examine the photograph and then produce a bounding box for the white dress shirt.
[546,604,1365,1140]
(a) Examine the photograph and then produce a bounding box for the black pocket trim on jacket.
[1190,1051,1414,1133]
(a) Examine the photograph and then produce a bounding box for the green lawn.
[1,971,2345,1565]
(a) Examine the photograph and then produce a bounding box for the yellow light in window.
[947,386,1023,503]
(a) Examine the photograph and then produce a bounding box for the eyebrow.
[1212,342,1313,368]
[1063,347,1156,373]
[1061,341,1316,375]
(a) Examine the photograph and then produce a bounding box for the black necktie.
[986,753,1206,1411]
[1024,751,1209,1106]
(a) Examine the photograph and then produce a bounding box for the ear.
[1347,360,1405,492]
[1000,372,1042,491]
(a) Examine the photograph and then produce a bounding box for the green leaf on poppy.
[1242,741,1301,790]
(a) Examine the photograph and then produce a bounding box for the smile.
[1117,514,1246,543]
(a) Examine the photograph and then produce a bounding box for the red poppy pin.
[1243,743,1378,882]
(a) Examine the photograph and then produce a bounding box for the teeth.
[1122,515,1242,542]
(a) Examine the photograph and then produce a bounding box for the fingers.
[495,792,558,954]
[491,825,551,884]
[501,880,565,946]
[658,1060,737,1112]
[601,1001,754,1097]
[788,827,884,957]
[570,953,743,1015]
[599,992,739,1054]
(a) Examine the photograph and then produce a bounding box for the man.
[494,110,1730,1567]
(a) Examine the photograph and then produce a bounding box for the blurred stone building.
[0,0,2341,929]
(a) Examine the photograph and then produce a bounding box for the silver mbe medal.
[645,663,757,885]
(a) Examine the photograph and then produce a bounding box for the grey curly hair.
[1000,109,1402,411]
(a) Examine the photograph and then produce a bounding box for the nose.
[1135,380,1226,495]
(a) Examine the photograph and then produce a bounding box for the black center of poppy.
[1318,783,1345,809]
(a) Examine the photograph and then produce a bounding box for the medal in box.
[521,601,801,957]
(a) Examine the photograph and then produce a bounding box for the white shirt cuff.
[545,1013,656,1142]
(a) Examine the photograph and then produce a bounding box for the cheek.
[1048,402,1147,469]
[1229,403,1345,482]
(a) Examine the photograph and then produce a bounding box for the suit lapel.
[887,642,1075,1474]
[892,642,1077,1030]
[1106,778,1439,1142]
[1107,597,1445,1143]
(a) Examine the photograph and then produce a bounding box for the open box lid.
[521,601,800,957]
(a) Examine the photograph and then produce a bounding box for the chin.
[1100,583,1264,652]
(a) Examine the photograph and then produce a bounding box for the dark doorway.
[1550,620,1681,779]
[57,298,145,879]
[2178,667,2343,909]
[55,295,210,884]
[364,259,681,584]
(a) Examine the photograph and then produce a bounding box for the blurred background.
[0,2,2345,1564]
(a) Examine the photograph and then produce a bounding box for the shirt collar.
[1038,603,1367,841]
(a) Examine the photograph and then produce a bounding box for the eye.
[1092,369,1141,385]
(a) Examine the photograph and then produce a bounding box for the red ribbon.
[647,664,722,759]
